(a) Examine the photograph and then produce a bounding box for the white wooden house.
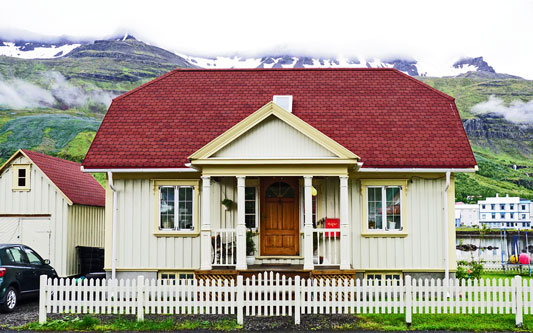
[0,149,105,276]
[82,68,477,281]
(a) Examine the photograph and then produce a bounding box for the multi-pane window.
[159,186,194,231]
[245,186,258,229]
[500,204,505,210]
[500,213,505,219]
[365,273,402,285]
[367,186,401,231]
[159,272,194,281]
[12,165,30,190]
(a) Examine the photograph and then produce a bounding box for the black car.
[0,244,58,312]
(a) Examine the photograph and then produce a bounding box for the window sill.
[12,188,30,192]
[361,231,408,238]
[153,231,200,237]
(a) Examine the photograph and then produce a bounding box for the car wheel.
[0,287,17,313]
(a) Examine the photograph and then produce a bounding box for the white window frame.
[366,185,403,232]
[244,186,259,230]
[12,164,31,191]
[158,185,195,232]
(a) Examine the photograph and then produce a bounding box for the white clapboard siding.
[40,275,531,326]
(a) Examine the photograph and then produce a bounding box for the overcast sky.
[1,0,532,78]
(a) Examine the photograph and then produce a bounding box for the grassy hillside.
[421,77,533,202]
[0,38,192,165]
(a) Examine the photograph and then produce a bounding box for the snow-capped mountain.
[0,33,135,59]
[178,54,421,76]
[0,39,82,59]
[0,33,518,78]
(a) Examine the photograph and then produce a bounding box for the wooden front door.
[260,177,299,256]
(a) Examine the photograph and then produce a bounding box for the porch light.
[312,186,317,196]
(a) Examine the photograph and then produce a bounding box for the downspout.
[444,171,451,282]
[107,171,118,281]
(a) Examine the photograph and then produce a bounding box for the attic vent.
[273,95,293,113]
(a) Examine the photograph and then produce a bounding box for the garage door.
[0,217,51,260]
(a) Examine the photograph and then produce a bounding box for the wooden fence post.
[405,275,412,327]
[514,275,523,327]
[237,275,244,325]
[136,276,144,321]
[38,275,48,324]
[294,276,301,325]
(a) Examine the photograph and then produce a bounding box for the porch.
[199,175,351,272]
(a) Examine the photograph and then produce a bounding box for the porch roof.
[82,68,476,170]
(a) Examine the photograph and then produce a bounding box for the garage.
[0,216,52,261]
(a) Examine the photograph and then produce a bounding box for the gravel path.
[0,299,39,330]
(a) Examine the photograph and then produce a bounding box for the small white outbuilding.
[0,149,105,277]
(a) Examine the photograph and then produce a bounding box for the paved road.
[0,299,39,330]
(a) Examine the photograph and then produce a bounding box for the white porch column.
[303,175,314,270]
[339,175,351,269]
[236,176,247,270]
[200,176,212,270]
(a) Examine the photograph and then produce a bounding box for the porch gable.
[189,102,359,165]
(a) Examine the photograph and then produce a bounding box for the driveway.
[0,299,38,330]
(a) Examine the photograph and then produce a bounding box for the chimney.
[496,193,499,198]
[273,95,293,113]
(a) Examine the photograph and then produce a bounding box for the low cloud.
[0,76,55,109]
[471,95,533,125]
[0,71,116,110]
[42,71,115,108]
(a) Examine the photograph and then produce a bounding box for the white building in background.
[455,203,479,227]
[478,194,532,229]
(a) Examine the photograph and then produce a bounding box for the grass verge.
[22,315,241,331]
[21,313,533,331]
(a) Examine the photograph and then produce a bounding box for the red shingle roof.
[22,150,105,207]
[83,68,476,169]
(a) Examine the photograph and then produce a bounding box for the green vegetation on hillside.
[0,114,100,163]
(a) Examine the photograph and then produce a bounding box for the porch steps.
[195,267,356,282]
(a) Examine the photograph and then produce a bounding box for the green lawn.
[355,313,531,331]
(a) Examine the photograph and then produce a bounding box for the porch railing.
[211,229,236,266]
[313,228,341,266]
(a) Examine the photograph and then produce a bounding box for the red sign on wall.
[325,218,340,237]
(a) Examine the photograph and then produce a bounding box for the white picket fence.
[39,273,532,326]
